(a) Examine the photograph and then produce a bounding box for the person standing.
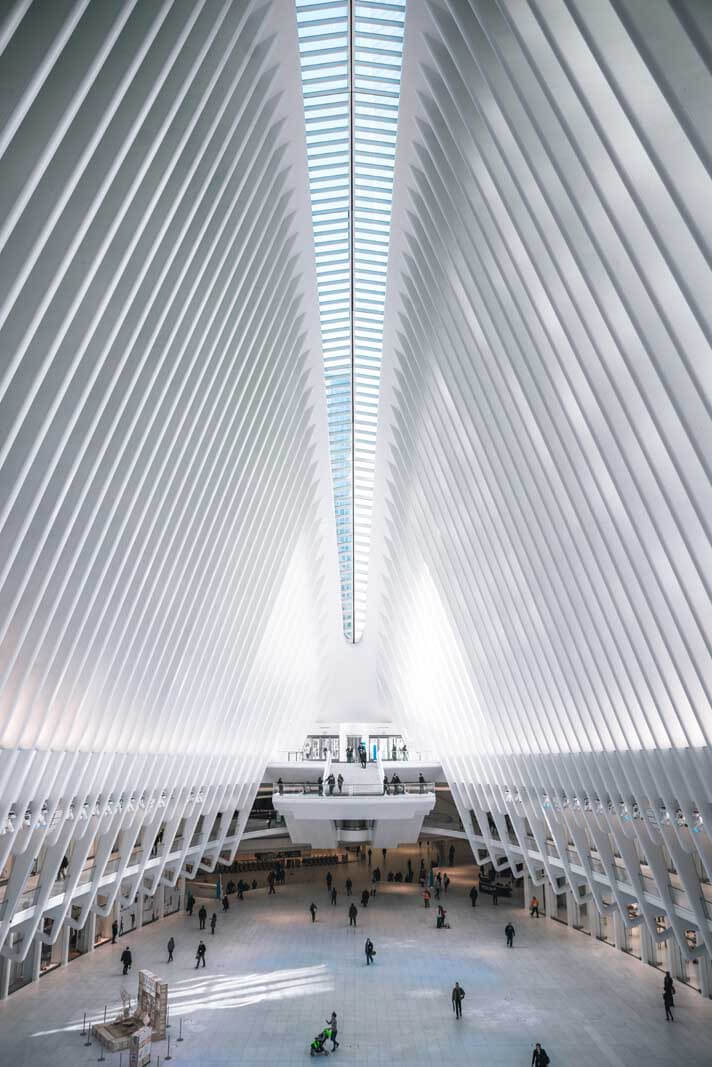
[327,773,336,795]
[424,889,431,908]
[187,894,195,917]
[419,772,426,794]
[346,878,353,896]
[402,744,408,760]
[449,844,455,865]
[337,773,344,794]
[167,936,175,962]
[469,885,478,908]
[505,922,515,947]
[111,919,118,944]
[663,972,676,1021]
[361,889,369,908]
[121,946,132,975]
[222,894,229,911]
[530,895,539,917]
[198,904,207,930]
[367,848,372,866]
[309,902,318,923]
[268,871,276,895]
[326,871,333,892]
[195,940,206,968]
[331,887,337,906]
[531,1043,550,1065]
[492,884,499,905]
[349,902,358,927]
[444,873,450,894]
[451,981,465,1019]
[210,913,217,935]
[365,937,375,965]
[277,777,284,794]
[383,775,390,795]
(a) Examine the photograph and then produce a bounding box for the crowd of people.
[106,840,689,1062]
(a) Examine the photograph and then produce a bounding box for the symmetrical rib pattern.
[0,0,338,960]
[373,0,712,962]
[296,0,406,641]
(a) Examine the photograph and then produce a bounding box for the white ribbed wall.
[371,0,712,964]
[0,0,340,961]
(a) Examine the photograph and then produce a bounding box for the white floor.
[1,845,712,1066]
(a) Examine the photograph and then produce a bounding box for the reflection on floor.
[1,842,711,1066]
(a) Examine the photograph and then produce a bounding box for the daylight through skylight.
[296,0,406,642]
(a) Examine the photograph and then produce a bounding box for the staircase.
[335,760,382,796]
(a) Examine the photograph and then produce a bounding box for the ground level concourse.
[0,845,711,1066]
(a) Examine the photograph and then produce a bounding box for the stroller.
[310,1031,330,1056]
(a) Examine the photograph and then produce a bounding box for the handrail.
[273,781,436,798]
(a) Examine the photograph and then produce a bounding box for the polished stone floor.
[1,844,711,1066]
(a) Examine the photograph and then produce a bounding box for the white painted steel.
[369,0,712,966]
[0,0,341,962]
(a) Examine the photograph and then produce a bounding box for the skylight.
[296,0,406,642]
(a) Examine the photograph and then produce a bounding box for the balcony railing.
[273,781,436,799]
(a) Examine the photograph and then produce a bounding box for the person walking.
[327,773,336,796]
[402,744,408,760]
[325,1013,339,1050]
[419,772,426,794]
[383,774,390,795]
[505,922,515,947]
[424,888,431,908]
[365,937,376,965]
[451,981,465,1019]
[444,873,450,894]
[198,904,207,930]
[331,887,337,905]
[187,894,195,917]
[361,889,370,908]
[663,971,676,1021]
[111,919,118,944]
[222,893,229,911]
[531,1043,550,1065]
[309,902,318,923]
[349,902,358,927]
[195,940,206,968]
[469,885,478,907]
[367,848,372,866]
[167,936,175,962]
[277,777,284,794]
[121,946,132,975]
[337,773,344,794]
[492,884,499,905]
[210,912,217,935]
[346,878,352,896]
[268,871,276,895]
[530,895,539,917]
[449,844,455,866]
[326,871,333,892]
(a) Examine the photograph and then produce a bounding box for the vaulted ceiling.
[0,0,711,969]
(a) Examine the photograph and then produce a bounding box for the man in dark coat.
[121,946,132,975]
[451,981,465,1019]
[505,922,515,947]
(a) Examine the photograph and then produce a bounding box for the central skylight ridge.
[296,0,406,642]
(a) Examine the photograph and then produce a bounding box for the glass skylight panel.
[296,0,405,642]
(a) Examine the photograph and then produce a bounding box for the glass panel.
[296,0,406,641]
